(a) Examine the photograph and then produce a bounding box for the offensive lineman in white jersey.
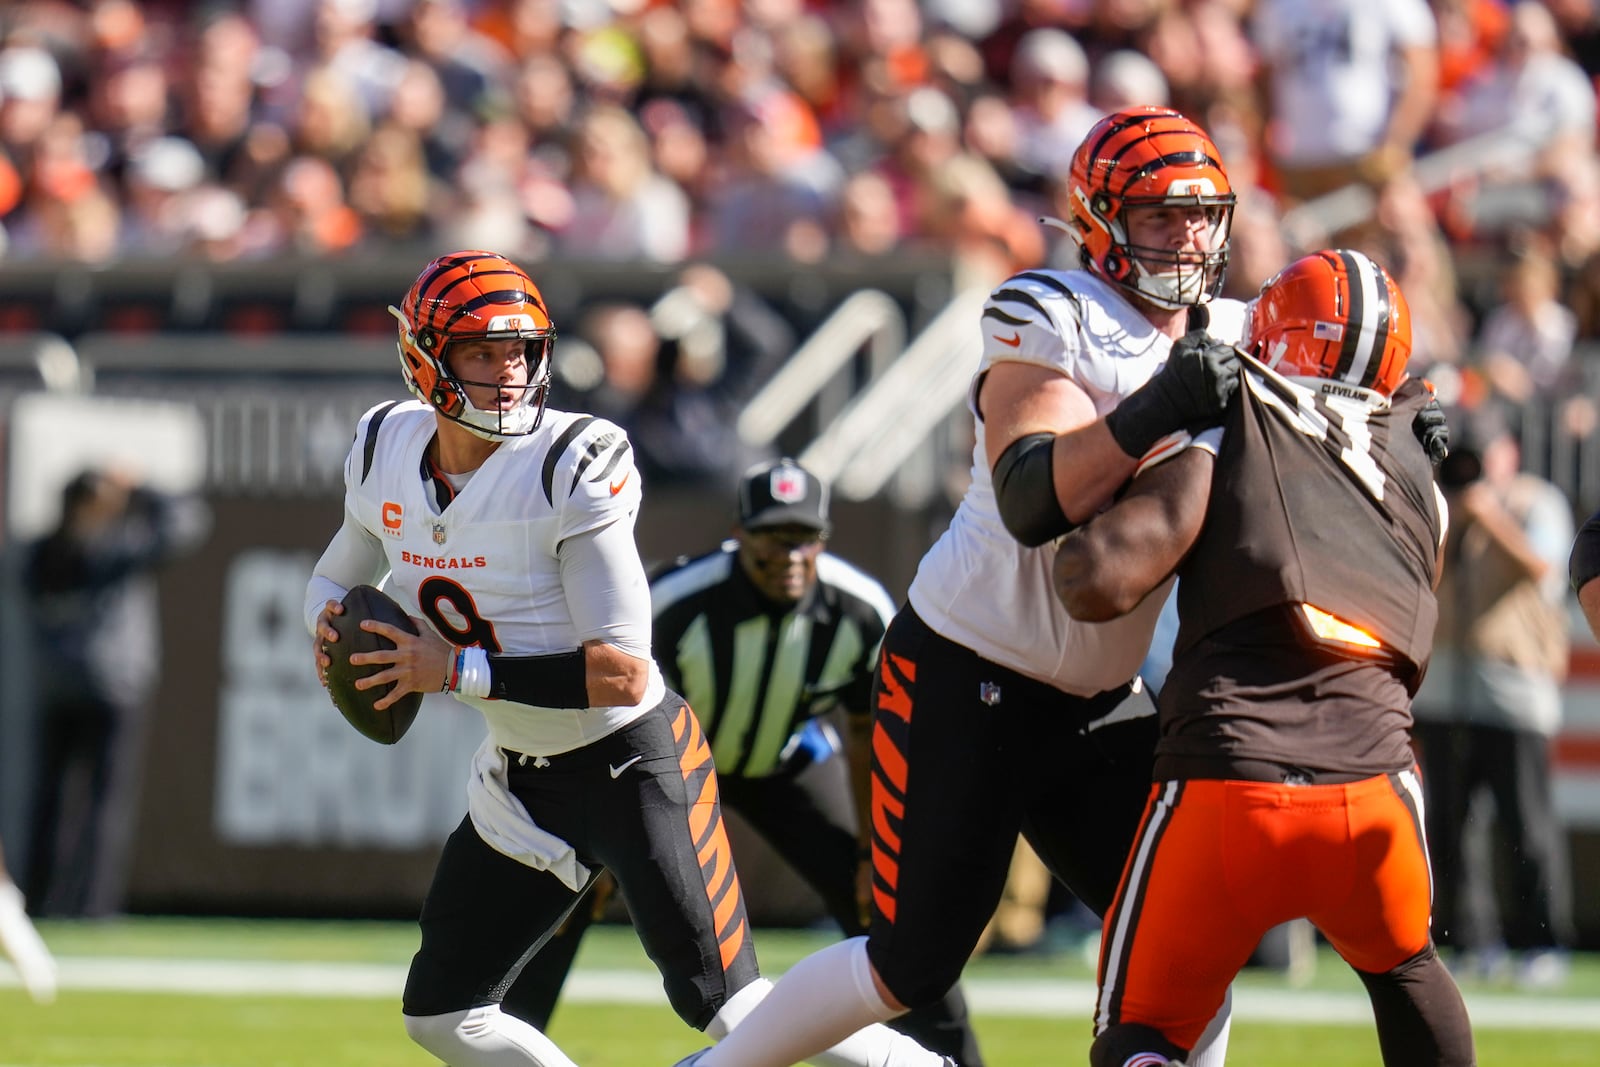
[671,107,1248,1067]
[305,251,949,1067]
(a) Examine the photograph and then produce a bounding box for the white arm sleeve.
[559,517,652,660]
[303,503,388,636]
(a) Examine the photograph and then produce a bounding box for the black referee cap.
[738,458,830,531]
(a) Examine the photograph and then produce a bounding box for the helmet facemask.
[391,305,557,440]
[1104,194,1233,309]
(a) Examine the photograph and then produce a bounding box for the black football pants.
[864,607,1157,1009]
[501,743,985,1064]
[402,693,760,1031]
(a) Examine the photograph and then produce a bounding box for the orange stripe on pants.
[676,704,713,780]
[701,805,746,968]
[876,653,915,724]
[676,701,749,971]
[868,654,915,921]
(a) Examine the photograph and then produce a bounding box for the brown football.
[323,584,423,745]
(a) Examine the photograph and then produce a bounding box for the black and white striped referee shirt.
[650,542,898,778]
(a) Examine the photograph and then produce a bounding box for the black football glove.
[1104,329,1241,459]
[1412,389,1450,465]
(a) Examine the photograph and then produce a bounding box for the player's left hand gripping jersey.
[341,400,664,755]
[908,269,1247,696]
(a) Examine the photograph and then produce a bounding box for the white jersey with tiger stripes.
[340,400,664,755]
[907,268,1248,696]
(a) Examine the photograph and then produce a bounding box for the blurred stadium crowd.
[0,0,1598,473]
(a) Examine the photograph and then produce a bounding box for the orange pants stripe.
[869,649,916,920]
[676,703,749,969]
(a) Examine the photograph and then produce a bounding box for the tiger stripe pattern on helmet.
[1079,109,1226,208]
[406,251,552,340]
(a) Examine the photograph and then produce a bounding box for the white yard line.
[3,958,1599,1030]
[963,977,1600,1031]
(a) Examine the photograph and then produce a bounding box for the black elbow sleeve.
[1571,513,1600,594]
[992,432,1075,547]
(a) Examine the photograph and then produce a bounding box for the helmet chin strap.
[1131,249,1223,309]
[444,373,547,439]
[1128,265,1203,309]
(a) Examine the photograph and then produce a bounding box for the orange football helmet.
[1246,249,1412,397]
[389,250,557,439]
[1066,106,1234,309]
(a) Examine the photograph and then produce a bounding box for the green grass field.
[2,918,1598,1065]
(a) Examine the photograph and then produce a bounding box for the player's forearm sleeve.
[303,505,387,635]
[559,519,652,659]
[1570,510,1600,594]
[482,649,589,708]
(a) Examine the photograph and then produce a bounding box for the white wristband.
[457,646,492,699]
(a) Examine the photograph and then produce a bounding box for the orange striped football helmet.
[1066,106,1234,309]
[389,250,557,439]
[1246,249,1412,397]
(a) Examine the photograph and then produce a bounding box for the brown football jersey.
[1157,371,1442,782]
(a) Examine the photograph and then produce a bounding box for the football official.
[306,251,947,1067]
[504,459,983,1066]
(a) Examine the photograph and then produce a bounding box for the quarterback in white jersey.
[311,396,664,757]
[306,252,948,1067]
[680,108,1246,1067]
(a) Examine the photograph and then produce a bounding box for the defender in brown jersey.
[1054,250,1476,1067]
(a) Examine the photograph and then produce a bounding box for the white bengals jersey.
[336,400,664,755]
[907,269,1247,696]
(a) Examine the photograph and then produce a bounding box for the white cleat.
[0,880,57,1004]
[671,1050,710,1067]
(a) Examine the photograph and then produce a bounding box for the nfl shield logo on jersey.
[979,681,1002,707]
[770,467,806,503]
[432,522,448,545]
